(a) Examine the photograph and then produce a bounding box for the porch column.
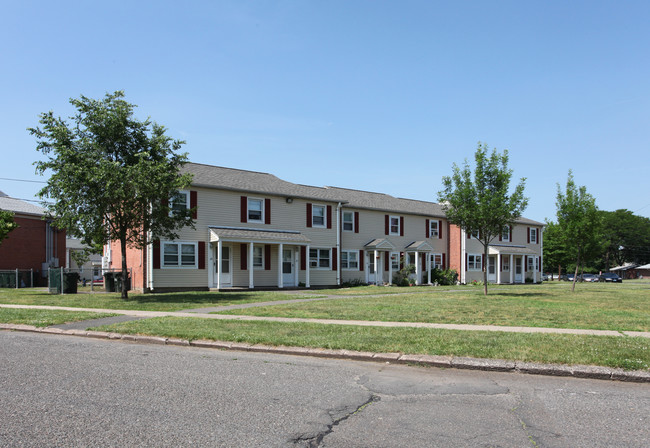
[278,243,284,288]
[305,245,310,288]
[415,251,420,285]
[496,253,501,284]
[427,254,431,285]
[374,249,379,285]
[388,252,393,285]
[533,257,537,283]
[216,240,222,289]
[249,242,254,289]
[510,254,514,284]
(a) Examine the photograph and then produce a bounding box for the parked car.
[599,272,622,283]
[581,273,599,282]
[564,273,575,282]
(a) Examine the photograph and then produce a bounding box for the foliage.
[427,267,458,286]
[340,279,368,288]
[30,91,194,299]
[554,170,601,292]
[0,210,19,245]
[392,263,416,286]
[542,221,572,277]
[438,142,528,295]
[598,209,650,269]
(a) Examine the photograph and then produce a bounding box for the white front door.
[515,257,523,283]
[366,253,376,284]
[487,256,497,283]
[216,246,232,286]
[282,249,295,287]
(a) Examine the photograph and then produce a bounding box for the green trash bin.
[104,272,116,292]
[63,272,79,294]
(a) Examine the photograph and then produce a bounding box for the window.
[530,228,538,244]
[471,230,480,239]
[312,205,326,227]
[502,257,510,272]
[170,191,189,214]
[248,198,263,222]
[468,254,482,271]
[253,246,264,269]
[391,252,400,271]
[162,242,197,268]
[431,253,443,269]
[389,216,400,235]
[527,256,535,271]
[430,220,439,238]
[343,212,354,232]
[341,250,358,269]
[501,226,510,242]
[309,248,330,269]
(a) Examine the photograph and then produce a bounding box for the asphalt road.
[1,331,648,447]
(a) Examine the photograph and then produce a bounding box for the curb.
[2,323,648,383]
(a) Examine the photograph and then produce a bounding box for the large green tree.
[0,210,19,245]
[542,220,571,279]
[598,209,650,269]
[554,170,600,292]
[30,91,195,298]
[438,143,528,295]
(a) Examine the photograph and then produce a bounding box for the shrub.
[427,268,458,286]
[393,264,416,287]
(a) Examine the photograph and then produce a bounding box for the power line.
[0,177,47,184]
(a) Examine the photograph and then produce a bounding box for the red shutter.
[241,244,247,270]
[510,226,513,241]
[468,231,471,239]
[327,205,332,229]
[265,198,271,225]
[354,212,359,233]
[385,215,389,235]
[422,254,426,271]
[332,247,337,271]
[153,240,160,269]
[500,256,503,271]
[306,203,312,228]
[190,191,198,219]
[240,196,247,223]
[438,220,443,239]
[537,228,540,245]
[300,246,306,270]
[198,241,205,269]
[384,252,389,271]
[400,217,404,236]
[524,256,528,272]
[264,245,271,270]
[527,227,531,244]
[359,250,364,271]
[538,256,541,272]
[400,252,404,270]
[426,219,430,238]
[442,253,446,269]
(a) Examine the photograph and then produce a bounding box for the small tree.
[438,143,528,295]
[555,170,600,292]
[542,221,571,280]
[0,210,19,245]
[30,91,195,299]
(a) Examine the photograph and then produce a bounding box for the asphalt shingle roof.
[0,191,46,217]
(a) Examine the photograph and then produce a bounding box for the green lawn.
[0,288,312,311]
[215,282,650,332]
[0,308,116,327]
[92,316,650,371]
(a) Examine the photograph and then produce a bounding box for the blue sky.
[2,0,649,222]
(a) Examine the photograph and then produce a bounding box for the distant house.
[631,263,650,279]
[66,237,102,282]
[610,263,637,279]
[0,191,66,284]
[105,163,544,292]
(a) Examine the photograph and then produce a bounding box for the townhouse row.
[106,163,544,292]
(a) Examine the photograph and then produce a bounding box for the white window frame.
[341,250,358,270]
[391,252,400,271]
[170,190,189,215]
[309,248,331,269]
[527,255,535,271]
[312,205,326,228]
[389,215,400,235]
[429,220,439,238]
[471,230,480,239]
[248,198,264,223]
[162,241,197,269]
[502,257,510,272]
[342,211,354,232]
[468,254,482,271]
[253,245,264,269]
[501,226,510,242]
[430,253,443,269]
[530,228,538,244]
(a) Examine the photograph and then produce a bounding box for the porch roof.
[209,226,311,245]
[364,238,395,250]
[488,245,537,255]
[404,241,433,251]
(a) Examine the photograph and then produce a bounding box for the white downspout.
[336,202,341,286]
[461,229,466,284]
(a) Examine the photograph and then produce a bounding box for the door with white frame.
[282,248,296,287]
[487,255,497,283]
[514,256,523,283]
[215,245,232,287]
[366,252,376,284]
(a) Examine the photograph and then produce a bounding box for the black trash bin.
[114,272,131,292]
[104,272,116,292]
[63,272,79,294]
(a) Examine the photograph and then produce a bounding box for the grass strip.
[92,317,650,371]
[0,308,116,327]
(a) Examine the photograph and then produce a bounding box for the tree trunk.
[483,245,489,296]
[120,237,129,300]
[571,256,580,293]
